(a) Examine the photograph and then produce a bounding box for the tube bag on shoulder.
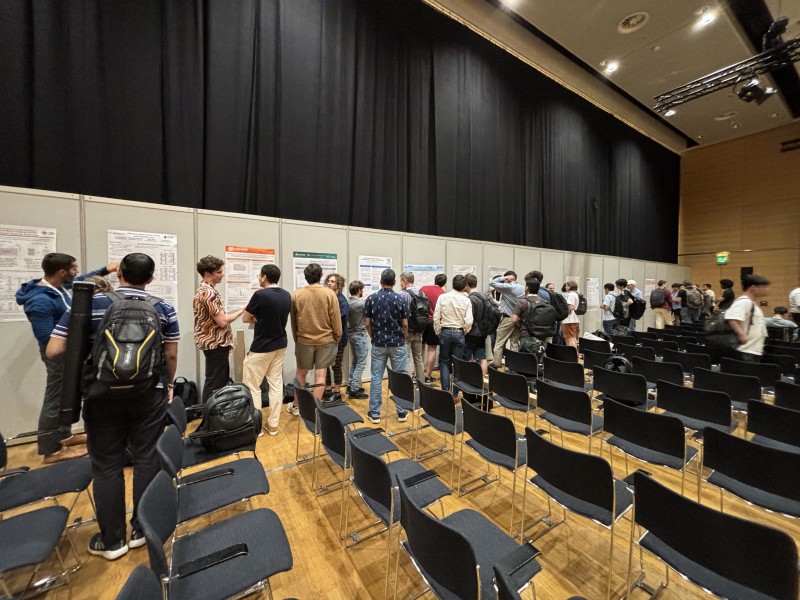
[190,383,262,452]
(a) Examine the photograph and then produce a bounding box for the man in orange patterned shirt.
[193,256,245,402]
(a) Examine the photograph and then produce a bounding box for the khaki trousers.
[491,316,520,368]
[653,307,673,329]
[243,347,287,428]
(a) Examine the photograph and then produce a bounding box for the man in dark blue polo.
[363,269,409,424]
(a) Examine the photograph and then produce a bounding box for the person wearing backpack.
[433,274,473,396]
[725,274,770,362]
[678,280,703,324]
[400,272,428,383]
[600,283,617,336]
[463,273,497,375]
[612,279,632,328]
[420,274,447,384]
[47,253,179,561]
[626,280,647,331]
[650,280,673,329]
[561,280,580,348]
[512,278,557,353]
[489,270,525,368]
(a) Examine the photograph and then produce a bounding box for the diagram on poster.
[225,246,276,311]
[586,278,601,308]
[403,264,445,288]
[293,252,338,290]
[0,224,57,322]
[359,255,392,297]
[107,230,179,307]
[452,265,477,277]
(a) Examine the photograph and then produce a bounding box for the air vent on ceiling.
[617,12,649,34]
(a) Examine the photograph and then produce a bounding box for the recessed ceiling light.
[498,0,521,8]
[664,109,676,117]
[600,60,619,75]
[697,134,704,139]
[731,122,740,129]
[771,112,780,118]
[618,12,650,34]
[694,6,717,27]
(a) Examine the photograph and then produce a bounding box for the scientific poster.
[488,266,510,281]
[224,246,276,311]
[294,251,338,290]
[108,229,179,307]
[586,277,601,308]
[644,278,656,300]
[452,265,477,277]
[358,255,392,297]
[403,264,445,288]
[0,224,57,322]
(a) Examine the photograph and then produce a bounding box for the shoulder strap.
[104,291,124,303]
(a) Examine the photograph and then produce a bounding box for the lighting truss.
[653,36,800,112]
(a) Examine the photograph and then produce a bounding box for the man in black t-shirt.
[242,264,292,436]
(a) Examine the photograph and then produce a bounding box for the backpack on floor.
[190,383,261,452]
[469,291,501,337]
[173,377,202,421]
[547,291,570,321]
[575,293,588,316]
[604,356,633,374]
[521,296,558,339]
[407,290,431,333]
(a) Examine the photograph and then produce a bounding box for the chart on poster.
[403,264,445,288]
[107,229,179,307]
[0,224,57,322]
[452,265,477,277]
[225,246,276,311]
[293,251,338,290]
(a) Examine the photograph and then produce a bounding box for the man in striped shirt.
[47,253,179,561]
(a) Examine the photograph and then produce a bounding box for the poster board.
[446,239,483,284]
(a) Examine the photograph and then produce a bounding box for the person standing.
[463,274,489,376]
[419,274,447,384]
[600,283,617,336]
[489,270,524,368]
[15,252,117,463]
[364,269,409,424]
[346,281,369,399]
[650,280,673,329]
[725,274,770,362]
[561,280,580,348]
[679,280,702,324]
[434,274,473,396]
[788,285,800,325]
[701,283,716,320]
[615,279,633,328]
[193,256,244,403]
[717,279,735,311]
[399,272,427,382]
[670,283,683,325]
[47,253,179,560]
[323,273,349,401]
[242,264,292,436]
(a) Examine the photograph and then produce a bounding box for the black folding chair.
[416,383,463,488]
[452,356,489,408]
[630,356,683,389]
[503,349,540,386]
[720,357,781,390]
[545,344,578,363]
[660,348,712,379]
[459,401,526,533]
[614,343,656,362]
[627,472,798,600]
[592,367,652,409]
[746,400,800,454]
[601,399,699,496]
[702,427,800,519]
[138,471,293,600]
[639,339,679,357]
[581,348,612,375]
[775,380,800,411]
[489,367,535,429]
[683,342,712,356]
[535,380,602,453]
[765,343,800,363]
[655,380,736,434]
[542,356,592,393]
[116,565,161,600]
[761,353,797,379]
[521,429,632,599]
[661,333,697,349]
[635,331,659,342]
[579,337,612,355]
[394,475,542,600]
[610,334,636,347]
[294,386,362,464]
[692,367,762,412]
[385,368,421,453]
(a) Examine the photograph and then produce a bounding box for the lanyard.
[41,280,71,310]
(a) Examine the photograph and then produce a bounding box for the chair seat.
[181,438,256,470]
[421,408,463,435]
[454,380,485,396]
[0,456,92,512]
[493,394,531,413]
[640,532,777,600]
[177,458,269,523]
[749,434,800,455]
[466,436,526,472]
[0,506,68,572]
[605,436,698,470]
[327,429,398,470]
[660,412,737,434]
[389,391,419,413]
[322,404,365,427]
[595,394,656,410]
[539,412,602,436]
[530,475,631,526]
[707,471,800,518]
[169,508,292,600]
[546,380,593,394]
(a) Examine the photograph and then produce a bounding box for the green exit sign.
[716,253,728,265]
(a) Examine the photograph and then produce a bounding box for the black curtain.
[0,0,680,263]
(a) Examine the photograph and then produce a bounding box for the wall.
[679,121,800,308]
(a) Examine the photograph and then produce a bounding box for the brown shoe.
[62,433,88,447]
[43,445,89,464]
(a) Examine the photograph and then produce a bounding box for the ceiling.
[467,0,800,147]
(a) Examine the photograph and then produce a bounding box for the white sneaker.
[286,404,299,416]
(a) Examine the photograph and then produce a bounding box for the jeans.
[681,307,701,324]
[348,332,369,391]
[369,345,407,417]
[406,331,425,380]
[38,354,72,455]
[602,319,617,336]
[439,329,465,394]
[84,387,166,546]
[202,346,231,403]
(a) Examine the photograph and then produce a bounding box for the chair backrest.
[592,367,648,406]
[315,399,347,466]
[720,357,781,387]
[630,357,683,386]
[656,380,732,429]
[525,428,615,521]
[542,356,584,389]
[397,477,479,598]
[348,432,392,521]
[661,333,697,349]
[387,368,415,404]
[635,331,659,342]
[774,380,800,412]
[603,399,686,462]
[418,383,458,430]
[138,471,178,577]
[663,324,681,332]
[494,564,523,600]
[115,565,162,600]
[639,339,679,356]
[615,343,656,362]
[156,425,184,477]
[452,356,484,390]
[661,349,712,374]
[746,401,800,448]
[535,381,593,428]
[488,367,531,409]
[295,387,319,432]
[767,327,793,342]
[760,353,797,378]
[581,348,612,372]
[166,394,188,435]
[692,368,762,406]
[461,399,519,460]
[683,342,712,357]
[765,343,800,362]
[504,350,539,378]
[578,337,612,355]
[0,431,6,470]
[633,472,798,600]
[545,344,578,363]
[610,334,636,347]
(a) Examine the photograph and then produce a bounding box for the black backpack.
[604,355,633,373]
[612,292,629,320]
[173,377,202,421]
[547,291,570,321]
[407,290,431,333]
[629,298,647,320]
[649,288,666,309]
[686,287,703,309]
[83,291,164,399]
[575,293,588,316]
[469,291,501,337]
[190,383,261,452]
[522,296,558,339]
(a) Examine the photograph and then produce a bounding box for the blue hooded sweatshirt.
[16,268,106,354]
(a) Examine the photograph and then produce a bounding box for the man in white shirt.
[789,286,800,326]
[561,280,580,348]
[433,274,473,396]
[600,283,617,336]
[725,274,770,362]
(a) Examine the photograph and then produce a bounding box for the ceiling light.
[498,0,521,9]
[737,80,777,105]
[664,109,676,117]
[600,60,619,75]
[695,6,717,28]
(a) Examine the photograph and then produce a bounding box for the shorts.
[422,321,439,346]
[464,337,487,361]
[671,308,681,317]
[562,323,579,340]
[295,341,338,370]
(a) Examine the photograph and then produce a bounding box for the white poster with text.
[0,224,57,322]
[107,229,179,307]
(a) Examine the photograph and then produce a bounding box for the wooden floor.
[5,378,800,600]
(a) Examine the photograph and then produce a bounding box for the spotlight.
[737,80,776,105]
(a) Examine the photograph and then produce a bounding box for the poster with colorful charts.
[293,251,338,290]
[224,246,276,311]
[403,264,445,288]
